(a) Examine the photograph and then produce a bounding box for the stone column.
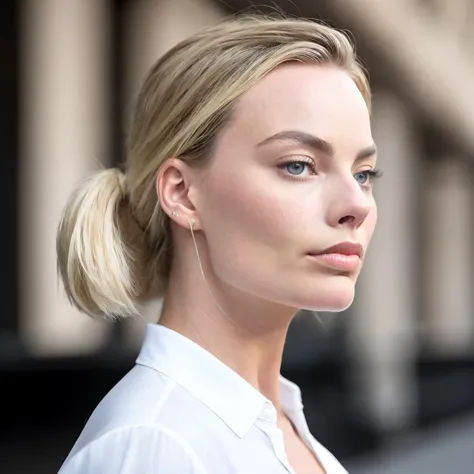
[19,0,112,355]
[422,158,474,356]
[348,92,419,432]
[432,0,471,33]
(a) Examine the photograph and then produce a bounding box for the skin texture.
[157,63,378,472]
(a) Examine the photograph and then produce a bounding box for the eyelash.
[359,169,384,185]
[278,157,383,187]
[278,157,316,178]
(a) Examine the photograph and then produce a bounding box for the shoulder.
[74,364,218,439]
[59,365,218,473]
[58,424,209,474]
[74,365,175,439]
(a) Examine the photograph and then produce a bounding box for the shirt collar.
[135,323,303,438]
[280,374,304,414]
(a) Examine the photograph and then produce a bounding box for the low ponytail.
[56,168,148,319]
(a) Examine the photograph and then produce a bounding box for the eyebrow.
[256,130,377,162]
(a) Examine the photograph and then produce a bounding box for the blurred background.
[2,0,474,472]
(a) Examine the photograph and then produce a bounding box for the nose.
[326,177,373,229]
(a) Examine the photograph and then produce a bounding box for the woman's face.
[193,63,378,312]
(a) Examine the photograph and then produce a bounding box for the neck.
[158,240,297,409]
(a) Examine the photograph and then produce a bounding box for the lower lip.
[307,253,361,272]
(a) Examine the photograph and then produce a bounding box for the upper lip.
[310,242,363,258]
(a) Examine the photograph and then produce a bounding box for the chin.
[296,275,356,312]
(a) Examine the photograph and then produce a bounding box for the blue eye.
[354,171,370,184]
[286,162,307,175]
[354,169,383,187]
[279,158,316,178]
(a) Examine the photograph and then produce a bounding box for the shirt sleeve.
[58,425,209,474]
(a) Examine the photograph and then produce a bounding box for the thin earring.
[310,310,331,333]
[171,211,179,217]
[188,218,228,317]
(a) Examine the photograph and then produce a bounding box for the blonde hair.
[56,14,371,319]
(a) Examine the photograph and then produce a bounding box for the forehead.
[231,63,372,149]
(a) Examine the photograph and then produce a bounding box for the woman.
[56,14,380,474]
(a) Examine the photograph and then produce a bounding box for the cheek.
[199,168,303,283]
[204,170,288,244]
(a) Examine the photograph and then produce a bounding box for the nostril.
[339,215,354,225]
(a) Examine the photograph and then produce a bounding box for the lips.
[307,242,364,272]
[310,242,363,258]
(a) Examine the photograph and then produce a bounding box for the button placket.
[257,404,294,474]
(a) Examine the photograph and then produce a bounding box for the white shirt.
[58,323,349,473]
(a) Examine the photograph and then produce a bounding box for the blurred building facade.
[2,1,474,473]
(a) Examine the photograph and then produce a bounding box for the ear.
[156,158,201,230]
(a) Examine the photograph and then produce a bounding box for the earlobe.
[168,211,199,231]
